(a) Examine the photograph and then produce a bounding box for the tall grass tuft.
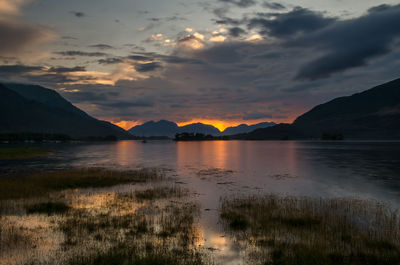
[220,194,400,265]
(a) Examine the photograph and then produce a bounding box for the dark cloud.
[48,66,86,73]
[0,19,53,57]
[0,64,42,75]
[62,91,109,102]
[98,58,123,65]
[219,0,257,8]
[294,4,400,80]
[228,27,246,37]
[368,4,391,13]
[88,44,115,50]
[134,62,162,72]
[261,1,285,10]
[70,11,86,17]
[128,55,152,61]
[248,7,336,37]
[215,17,243,26]
[242,112,273,120]
[103,100,154,108]
[54,51,108,57]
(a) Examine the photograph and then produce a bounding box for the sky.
[1,0,400,130]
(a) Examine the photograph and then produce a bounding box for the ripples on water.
[1,140,400,264]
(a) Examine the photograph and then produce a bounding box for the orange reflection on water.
[177,141,231,170]
[115,140,142,166]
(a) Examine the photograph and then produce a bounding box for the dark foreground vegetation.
[220,195,400,265]
[174,133,229,141]
[0,132,122,142]
[0,168,163,200]
[1,167,399,265]
[0,147,51,160]
[0,168,211,265]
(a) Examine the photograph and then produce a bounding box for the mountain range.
[0,83,131,139]
[241,78,400,140]
[1,77,399,140]
[128,120,276,137]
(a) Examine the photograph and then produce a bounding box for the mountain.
[4,83,91,119]
[128,120,179,137]
[242,78,400,140]
[221,122,275,135]
[0,83,131,139]
[179,123,220,135]
[129,120,221,137]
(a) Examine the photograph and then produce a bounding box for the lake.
[2,140,400,264]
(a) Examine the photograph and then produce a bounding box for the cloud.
[0,18,54,58]
[0,0,30,16]
[242,112,273,120]
[178,35,205,50]
[88,44,115,50]
[98,57,123,65]
[228,27,245,37]
[0,64,42,75]
[245,34,263,42]
[293,4,400,80]
[54,51,108,57]
[47,66,86,73]
[261,1,285,10]
[248,7,336,37]
[70,11,86,17]
[134,62,162,72]
[218,0,257,8]
[209,35,227,42]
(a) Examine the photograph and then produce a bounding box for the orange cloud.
[0,0,30,16]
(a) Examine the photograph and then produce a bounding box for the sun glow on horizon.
[177,119,268,132]
[112,119,290,131]
[112,120,141,130]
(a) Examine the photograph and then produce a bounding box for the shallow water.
[2,140,400,264]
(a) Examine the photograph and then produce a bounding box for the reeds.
[220,194,400,265]
[0,168,211,265]
[0,168,164,200]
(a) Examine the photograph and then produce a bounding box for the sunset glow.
[177,120,261,132]
[112,120,141,130]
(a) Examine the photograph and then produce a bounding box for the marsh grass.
[220,195,400,265]
[0,147,50,160]
[0,168,164,200]
[26,202,70,215]
[132,186,188,201]
[0,168,211,265]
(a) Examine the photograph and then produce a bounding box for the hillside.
[243,78,400,140]
[0,83,131,139]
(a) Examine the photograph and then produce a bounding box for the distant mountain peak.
[129,120,276,137]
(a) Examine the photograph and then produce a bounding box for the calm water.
[2,140,400,264]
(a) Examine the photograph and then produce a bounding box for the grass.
[220,194,400,265]
[0,147,50,160]
[26,202,70,215]
[0,168,164,200]
[132,186,188,201]
[0,167,211,265]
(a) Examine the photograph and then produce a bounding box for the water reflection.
[2,140,400,264]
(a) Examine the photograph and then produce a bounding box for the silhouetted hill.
[128,120,179,137]
[179,123,220,135]
[242,78,400,140]
[0,83,131,139]
[129,120,221,137]
[221,122,275,135]
[4,83,91,119]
